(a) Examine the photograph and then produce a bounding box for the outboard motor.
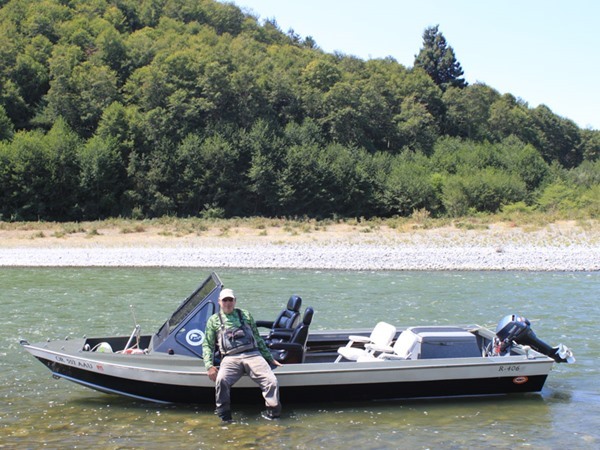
[496,314,575,363]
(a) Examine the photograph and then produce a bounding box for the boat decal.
[185,329,205,346]
[497,364,523,373]
[512,376,529,384]
[55,355,94,370]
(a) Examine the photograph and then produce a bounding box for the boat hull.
[23,338,553,405]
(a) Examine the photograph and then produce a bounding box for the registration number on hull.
[497,365,523,373]
[55,355,94,370]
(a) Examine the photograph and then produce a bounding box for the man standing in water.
[202,288,282,423]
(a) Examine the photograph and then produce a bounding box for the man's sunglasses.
[221,298,235,302]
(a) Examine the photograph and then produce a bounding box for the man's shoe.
[261,409,280,421]
[219,411,233,424]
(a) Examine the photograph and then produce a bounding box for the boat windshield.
[167,275,218,334]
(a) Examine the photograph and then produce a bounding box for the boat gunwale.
[22,340,555,380]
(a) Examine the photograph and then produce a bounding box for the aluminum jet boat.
[21,272,575,405]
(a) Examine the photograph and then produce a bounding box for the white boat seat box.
[358,328,421,362]
[335,321,396,362]
[359,327,480,362]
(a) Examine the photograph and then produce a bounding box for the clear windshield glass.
[167,274,218,333]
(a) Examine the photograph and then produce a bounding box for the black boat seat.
[257,295,302,342]
[268,307,314,364]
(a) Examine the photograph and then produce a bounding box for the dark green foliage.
[381,152,439,216]
[529,105,582,168]
[0,0,596,221]
[277,143,372,217]
[0,118,80,220]
[538,160,600,216]
[246,120,287,216]
[579,129,600,162]
[431,136,550,213]
[0,105,14,140]
[442,168,527,216]
[78,135,127,218]
[442,84,499,140]
[395,95,438,154]
[414,25,466,91]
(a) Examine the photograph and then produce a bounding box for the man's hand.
[271,359,283,367]
[207,366,218,382]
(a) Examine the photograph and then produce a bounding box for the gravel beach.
[1,221,598,271]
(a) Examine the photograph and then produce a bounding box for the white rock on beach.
[1,221,598,271]
[0,242,598,271]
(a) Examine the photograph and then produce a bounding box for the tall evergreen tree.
[414,25,466,91]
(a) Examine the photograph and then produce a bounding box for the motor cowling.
[496,314,575,363]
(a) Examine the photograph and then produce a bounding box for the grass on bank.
[0,207,597,242]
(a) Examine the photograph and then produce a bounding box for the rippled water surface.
[1,268,598,448]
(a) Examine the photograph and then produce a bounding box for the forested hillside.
[0,0,598,221]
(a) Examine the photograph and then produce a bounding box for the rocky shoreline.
[1,220,598,271]
[1,236,598,271]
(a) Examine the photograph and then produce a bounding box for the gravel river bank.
[1,221,598,270]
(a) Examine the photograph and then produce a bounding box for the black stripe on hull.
[38,357,214,404]
[38,357,547,405]
[280,375,547,403]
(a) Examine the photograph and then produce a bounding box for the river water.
[1,268,598,449]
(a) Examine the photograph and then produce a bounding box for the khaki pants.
[215,350,280,415]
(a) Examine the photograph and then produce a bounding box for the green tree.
[394,95,438,154]
[381,152,438,216]
[356,74,397,151]
[315,143,373,216]
[42,118,82,219]
[0,79,29,130]
[78,135,127,218]
[11,46,50,111]
[321,81,364,146]
[21,0,71,43]
[385,65,444,121]
[0,105,14,141]
[278,143,329,216]
[125,27,157,70]
[0,119,81,220]
[71,62,120,135]
[124,138,176,218]
[414,25,466,91]
[488,94,536,143]
[94,26,129,81]
[536,181,579,213]
[191,133,242,215]
[530,105,582,168]
[247,120,287,215]
[302,58,341,92]
[45,46,119,137]
[0,141,10,219]
[499,137,549,194]
[172,133,205,215]
[442,168,526,215]
[0,130,51,220]
[442,83,499,140]
[96,101,141,160]
[579,129,600,161]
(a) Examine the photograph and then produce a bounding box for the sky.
[228,0,599,130]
